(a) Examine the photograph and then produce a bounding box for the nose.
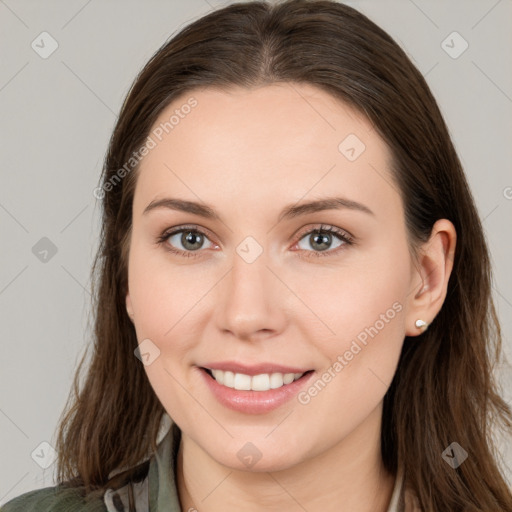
[213,244,287,342]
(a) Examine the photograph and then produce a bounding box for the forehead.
[133,83,400,221]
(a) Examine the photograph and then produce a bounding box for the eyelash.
[156,223,355,260]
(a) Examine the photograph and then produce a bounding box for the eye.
[156,225,216,258]
[293,224,354,258]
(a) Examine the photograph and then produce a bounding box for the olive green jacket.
[1,422,417,511]
[1,423,182,512]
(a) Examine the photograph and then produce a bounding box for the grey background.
[1,0,511,504]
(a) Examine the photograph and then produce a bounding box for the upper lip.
[201,361,312,376]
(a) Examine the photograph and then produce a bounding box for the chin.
[200,434,310,474]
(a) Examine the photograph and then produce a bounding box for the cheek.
[293,241,410,406]
[294,283,406,448]
[289,240,410,350]
[127,241,206,426]
[127,236,220,376]
[128,235,198,335]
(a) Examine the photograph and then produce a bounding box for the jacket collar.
[104,422,182,512]
[148,421,182,511]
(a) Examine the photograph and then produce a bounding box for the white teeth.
[223,371,235,388]
[211,369,224,385]
[269,373,284,389]
[208,369,305,391]
[252,374,270,391]
[283,373,295,385]
[234,373,252,390]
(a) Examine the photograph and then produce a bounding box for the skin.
[125,83,456,512]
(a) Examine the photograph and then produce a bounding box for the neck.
[176,405,396,512]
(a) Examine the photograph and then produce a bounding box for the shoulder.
[1,485,107,512]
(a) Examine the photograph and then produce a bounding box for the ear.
[405,219,457,337]
[126,292,134,322]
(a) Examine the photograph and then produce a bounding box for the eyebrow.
[142,196,375,221]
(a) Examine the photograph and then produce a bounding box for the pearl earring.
[415,319,428,331]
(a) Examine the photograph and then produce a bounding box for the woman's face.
[126,83,419,471]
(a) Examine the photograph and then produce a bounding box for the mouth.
[201,367,313,391]
[197,361,316,414]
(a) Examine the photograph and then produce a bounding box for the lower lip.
[199,367,315,414]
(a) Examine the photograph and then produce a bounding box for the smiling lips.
[199,362,314,413]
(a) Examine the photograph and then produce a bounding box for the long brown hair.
[54,0,512,509]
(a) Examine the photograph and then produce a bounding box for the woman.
[3,0,511,511]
